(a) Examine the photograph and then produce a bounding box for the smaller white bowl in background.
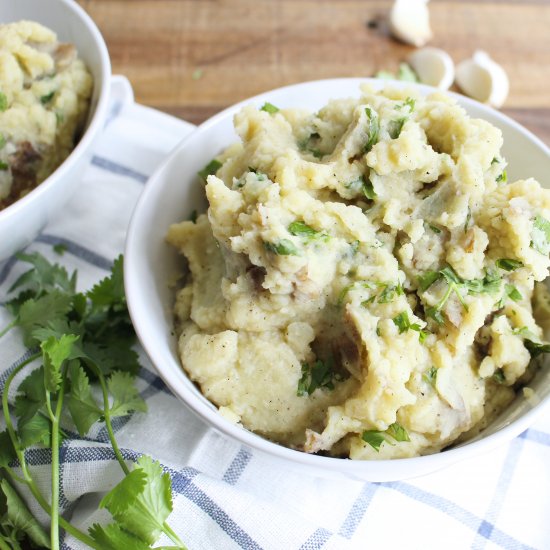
[0,0,111,262]
[125,78,550,481]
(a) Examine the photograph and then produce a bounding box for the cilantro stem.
[162,523,187,549]
[0,319,17,340]
[4,465,26,484]
[95,368,130,475]
[1,355,101,550]
[50,370,67,550]
[94,369,187,548]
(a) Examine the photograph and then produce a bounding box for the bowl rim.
[125,77,550,478]
[0,0,111,222]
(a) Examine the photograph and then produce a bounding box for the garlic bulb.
[408,47,455,90]
[455,51,509,108]
[390,0,432,48]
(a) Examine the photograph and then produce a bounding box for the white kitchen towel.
[1,76,549,550]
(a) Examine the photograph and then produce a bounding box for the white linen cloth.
[1,76,549,550]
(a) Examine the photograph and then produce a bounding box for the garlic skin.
[408,47,454,90]
[455,51,509,108]
[390,0,432,48]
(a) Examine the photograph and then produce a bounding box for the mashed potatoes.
[167,86,550,459]
[0,20,93,209]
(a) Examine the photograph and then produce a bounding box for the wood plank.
[78,0,550,146]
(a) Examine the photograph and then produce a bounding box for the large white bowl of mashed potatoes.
[125,79,550,481]
[0,0,110,261]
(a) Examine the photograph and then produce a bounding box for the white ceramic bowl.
[125,78,550,481]
[0,0,111,261]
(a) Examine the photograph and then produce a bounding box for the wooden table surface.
[78,0,550,145]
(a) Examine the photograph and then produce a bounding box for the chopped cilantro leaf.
[524,339,550,358]
[505,284,522,302]
[264,239,299,256]
[464,207,472,233]
[288,221,328,241]
[531,215,550,255]
[496,170,507,183]
[392,311,427,342]
[0,91,7,111]
[0,160,8,171]
[362,177,377,200]
[378,282,403,303]
[362,430,386,452]
[198,159,223,182]
[260,102,279,114]
[491,157,500,165]
[493,369,506,384]
[418,270,441,291]
[496,258,523,271]
[423,366,438,386]
[40,91,55,105]
[388,117,407,139]
[386,422,410,442]
[364,107,379,153]
[297,359,338,396]
[426,223,442,234]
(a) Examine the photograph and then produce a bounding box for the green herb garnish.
[297,360,338,396]
[264,239,299,256]
[288,221,328,242]
[496,170,507,183]
[362,177,377,200]
[362,422,411,452]
[0,160,8,171]
[386,422,410,442]
[189,210,198,223]
[505,284,522,302]
[40,91,55,105]
[531,215,550,255]
[0,253,187,550]
[464,207,472,233]
[392,311,427,343]
[423,366,438,386]
[426,223,442,234]
[496,258,523,271]
[364,107,380,153]
[378,282,403,303]
[524,339,550,358]
[198,159,223,182]
[493,369,506,384]
[388,118,407,139]
[260,102,279,114]
[361,430,386,452]
[0,92,7,112]
[0,133,6,149]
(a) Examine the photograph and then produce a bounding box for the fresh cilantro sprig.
[419,265,502,325]
[0,252,187,550]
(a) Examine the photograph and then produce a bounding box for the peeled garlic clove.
[390,0,432,48]
[408,47,454,90]
[455,51,509,108]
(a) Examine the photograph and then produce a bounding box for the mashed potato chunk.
[167,86,550,459]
